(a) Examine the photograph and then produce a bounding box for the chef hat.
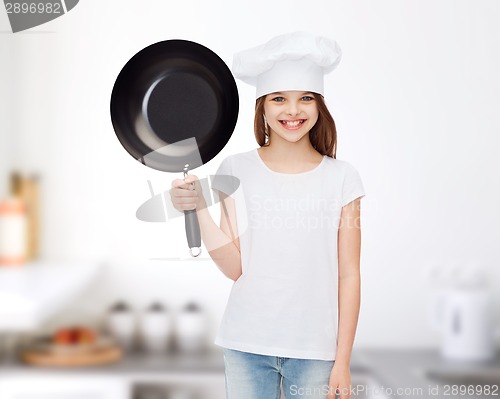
[233,31,342,99]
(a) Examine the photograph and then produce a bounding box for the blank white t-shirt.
[211,148,365,361]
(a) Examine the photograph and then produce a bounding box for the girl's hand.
[328,363,352,399]
[169,174,206,212]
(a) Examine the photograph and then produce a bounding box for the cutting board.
[21,344,122,367]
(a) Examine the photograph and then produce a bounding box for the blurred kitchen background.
[1,1,500,398]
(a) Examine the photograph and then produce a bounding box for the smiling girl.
[170,32,365,399]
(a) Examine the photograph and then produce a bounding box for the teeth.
[281,120,304,127]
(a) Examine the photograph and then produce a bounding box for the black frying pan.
[110,39,239,256]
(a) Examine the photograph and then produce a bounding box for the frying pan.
[110,39,239,256]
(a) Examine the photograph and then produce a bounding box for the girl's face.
[263,91,319,145]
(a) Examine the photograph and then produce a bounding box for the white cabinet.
[0,376,129,399]
[0,350,226,399]
[0,262,100,331]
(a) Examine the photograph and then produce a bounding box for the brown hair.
[253,93,337,158]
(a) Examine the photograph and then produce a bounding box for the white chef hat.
[232,31,342,99]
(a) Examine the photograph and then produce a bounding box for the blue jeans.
[223,348,335,399]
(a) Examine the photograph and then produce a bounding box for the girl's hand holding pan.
[170,175,207,212]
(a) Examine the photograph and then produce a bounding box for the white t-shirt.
[211,148,365,361]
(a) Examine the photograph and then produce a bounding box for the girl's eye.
[272,97,285,102]
[301,96,314,101]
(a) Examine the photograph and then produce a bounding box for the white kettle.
[432,287,495,361]
[429,265,496,361]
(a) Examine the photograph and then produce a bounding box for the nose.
[286,102,299,117]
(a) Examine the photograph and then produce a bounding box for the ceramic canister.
[0,198,27,266]
[140,302,173,353]
[107,302,136,350]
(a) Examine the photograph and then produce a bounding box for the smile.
[279,119,306,129]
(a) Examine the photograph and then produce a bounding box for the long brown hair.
[253,93,337,158]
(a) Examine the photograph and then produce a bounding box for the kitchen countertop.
[0,348,226,376]
[0,347,371,375]
[355,348,500,399]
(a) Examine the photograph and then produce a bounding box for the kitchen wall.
[1,0,500,349]
[0,31,13,198]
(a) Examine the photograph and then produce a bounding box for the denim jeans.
[223,348,335,399]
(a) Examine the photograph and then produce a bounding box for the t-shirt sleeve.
[211,155,239,198]
[341,163,366,207]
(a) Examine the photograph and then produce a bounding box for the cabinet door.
[0,376,129,399]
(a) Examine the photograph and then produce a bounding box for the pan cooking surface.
[145,71,218,145]
[111,40,239,172]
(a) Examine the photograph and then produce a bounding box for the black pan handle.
[184,209,201,257]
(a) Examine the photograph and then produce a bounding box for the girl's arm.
[336,197,362,367]
[197,192,242,281]
[328,198,361,398]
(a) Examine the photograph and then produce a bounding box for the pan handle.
[183,170,201,257]
[184,209,201,257]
